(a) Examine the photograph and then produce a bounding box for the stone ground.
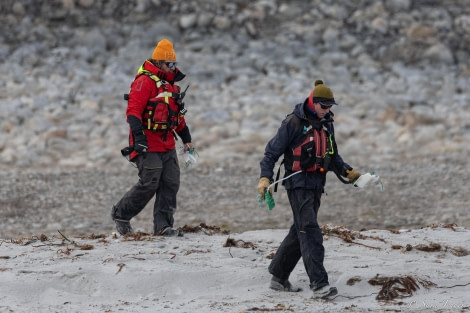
[1,153,468,239]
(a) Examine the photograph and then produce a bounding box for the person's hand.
[133,130,148,154]
[346,169,361,182]
[184,142,194,152]
[257,177,271,199]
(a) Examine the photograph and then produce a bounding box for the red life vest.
[291,126,331,172]
[128,63,185,139]
[142,82,183,133]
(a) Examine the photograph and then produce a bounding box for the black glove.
[128,115,148,154]
[133,130,148,154]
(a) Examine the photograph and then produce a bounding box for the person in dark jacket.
[111,38,194,237]
[257,80,361,299]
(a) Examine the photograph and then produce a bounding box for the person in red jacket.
[111,38,194,237]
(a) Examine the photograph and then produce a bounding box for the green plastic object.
[265,191,275,210]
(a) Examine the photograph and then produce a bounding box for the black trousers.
[268,188,329,290]
[112,150,180,233]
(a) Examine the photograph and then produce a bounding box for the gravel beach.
[1,153,468,239]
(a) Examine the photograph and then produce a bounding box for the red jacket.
[126,60,189,159]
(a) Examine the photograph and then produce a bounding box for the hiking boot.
[312,284,338,299]
[155,227,184,237]
[269,276,302,292]
[114,219,134,235]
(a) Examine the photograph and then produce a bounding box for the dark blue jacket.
[259,100,352,190]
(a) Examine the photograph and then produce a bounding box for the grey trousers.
[112,150,180,233]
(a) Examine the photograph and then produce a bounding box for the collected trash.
[354,172,384,191]
[179,146,199,169]
[264,191,276,211]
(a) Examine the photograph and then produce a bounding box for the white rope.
[267,171,303,191]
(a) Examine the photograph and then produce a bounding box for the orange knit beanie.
[152,39,176,61]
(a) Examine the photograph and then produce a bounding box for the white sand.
[1,224,469,313]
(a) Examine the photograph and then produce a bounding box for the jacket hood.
[293,101,308,120]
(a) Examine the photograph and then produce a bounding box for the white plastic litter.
[354,172,384,191]
[183,151,197,166]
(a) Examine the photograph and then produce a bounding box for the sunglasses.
[319,102,332,110]
[164,61,178,68]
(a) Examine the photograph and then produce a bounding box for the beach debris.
[391,242,467,256]
[57,230,94,250]
[368,274,435,301]
[391,243,413,252]
[76,234,107,240]
[78,244,94,250]
[346,276,362,286]
[266,251,276,259]
[119,232,156,242]
[56,247,72,255]
[102,258,113,264]
[242,303,293,312]
[181,223,230,235]
[415,243,441,252]
[448,246,469,257]
[119,232,153,242]
[115,263,125,275]
[223,238,256,249]
[321,224,384,250]
[184,249,211,256]
[428,223,458,231]
[224,237,257,258]
[128,232,152,241]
